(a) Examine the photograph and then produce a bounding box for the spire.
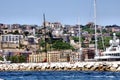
[43,13,47,62]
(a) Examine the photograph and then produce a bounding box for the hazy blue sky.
[0,0,120,26]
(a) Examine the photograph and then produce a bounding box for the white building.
[1,34,23,44]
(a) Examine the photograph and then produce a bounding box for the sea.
[0,71,120,80]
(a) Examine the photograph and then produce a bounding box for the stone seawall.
[0,62,120,71]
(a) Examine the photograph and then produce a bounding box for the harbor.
[0,0,120,80]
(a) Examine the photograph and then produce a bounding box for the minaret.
[43,13,47,62]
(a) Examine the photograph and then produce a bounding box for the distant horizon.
[0,0,120,26]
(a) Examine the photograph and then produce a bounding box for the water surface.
[0,71,119,80]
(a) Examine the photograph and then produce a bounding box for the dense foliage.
[39,38,75,51]
[72,36,84,42]
[7,55,26,63]
[0,56,3,61]
[52,40,74,50]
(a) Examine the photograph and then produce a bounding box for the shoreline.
[0,61,120,71]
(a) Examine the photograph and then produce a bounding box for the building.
[28,50,71,63]
[82,48,95,61]
[0,34,23,49]
[44,21,63,29]
[28,52,46,63]
[70,52,80,62]
[1,34,23,43]
[47,51,60,62]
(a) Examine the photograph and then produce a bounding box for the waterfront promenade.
[0,61,120,71]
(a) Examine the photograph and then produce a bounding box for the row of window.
[105,53,120,56]
[1,35,22,42]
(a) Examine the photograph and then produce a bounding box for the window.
[6,36,8,41]
[19,36,21,39]
[2,36,4,42]
[12,37,14,41]
[9,36,11,41]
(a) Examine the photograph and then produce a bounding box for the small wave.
[93,76,103,78]
[105,76,115,78]
[93,76,115,78]
[63,75,85,78]
[64,75,73,78]
[19,76,24,79]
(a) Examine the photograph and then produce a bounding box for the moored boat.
[95,33,120,61]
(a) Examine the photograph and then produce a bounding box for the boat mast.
[100,26,105,50]
[78,19,82,61]
[94,0,99,57]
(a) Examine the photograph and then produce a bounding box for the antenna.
[94,0,99,57]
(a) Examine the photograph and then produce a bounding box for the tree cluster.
[7,55,26,63]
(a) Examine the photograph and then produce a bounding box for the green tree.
[52,40,74,50]
[39,40,45,47]
[9,56,19,63]
[38,39,46,52]
[102,29,107,33]
[19,55,26,63]
[97,36,112,50]
[97,37,104,49]
[72,36,79,42]
[7,55,26,63]
[104,36,112,47]
[82,26,94,34]
[0,56,3,61]
[116,32,120,38]
[72,36,84,43]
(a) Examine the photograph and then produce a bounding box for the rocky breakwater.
[0,62,120,71]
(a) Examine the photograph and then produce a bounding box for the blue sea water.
[0,71,120,80]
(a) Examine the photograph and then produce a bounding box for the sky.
[0,0,120,26]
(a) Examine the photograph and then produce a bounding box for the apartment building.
[0,34,23,49]
[44,21,63,29]
[28,50,71,63]
[1,34,23,43]
[28,53,46,63]
[47,51,61,62]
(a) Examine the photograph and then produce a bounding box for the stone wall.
[0,62,120,71]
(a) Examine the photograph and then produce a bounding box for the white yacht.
[93,0,120,61]
[95,33,120,61]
